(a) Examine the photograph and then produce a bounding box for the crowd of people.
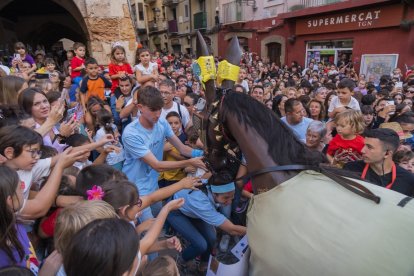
[0,40,414,276]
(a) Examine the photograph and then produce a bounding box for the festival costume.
[247,170,414,276]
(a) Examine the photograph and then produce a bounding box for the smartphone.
[13,53,20,60]
[396,82,403,89]
[386,100,395,115]
[35,73,49,79]
[195,98,206,112]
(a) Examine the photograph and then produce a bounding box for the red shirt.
[327,134,365,161]
[244,180,253,193]
[39,208,61,237]
[70,56,85,79]
[108,63,133,92]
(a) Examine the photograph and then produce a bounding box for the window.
[131,4,137,25]
[184,4,189,18]
[138,3,144,21]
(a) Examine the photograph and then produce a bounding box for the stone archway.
[261,35,286,66]
[0,0,136,65]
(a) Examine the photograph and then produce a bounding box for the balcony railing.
[222,1,246,24]
[144,0,156,4]
[163,0,179,7]
[299,0,342,8]
[148,20,158,32]
[194,12,207,30]
[168,19,178,33]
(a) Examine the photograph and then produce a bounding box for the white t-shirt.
[134,62,158,76]
[161,101,190,129]
[94,125,125,165]
[18,158,52,200]
[240,80,249,93]
[328,96,360,113]
[73,160,92,170]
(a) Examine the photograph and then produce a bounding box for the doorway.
[267,42,282,66]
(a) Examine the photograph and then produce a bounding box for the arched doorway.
[267,42,282,66]
[261,35,286,66]
[0,0,88,59]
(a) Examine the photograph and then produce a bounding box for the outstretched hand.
[165,198,185,211]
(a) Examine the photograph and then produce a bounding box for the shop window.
[306,39,353,67]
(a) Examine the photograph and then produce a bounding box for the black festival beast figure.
[195,31,414,275]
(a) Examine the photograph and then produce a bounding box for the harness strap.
[234,165,381,204]
[234,165,318,183]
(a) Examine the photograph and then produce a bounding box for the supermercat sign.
[295,4,404,35]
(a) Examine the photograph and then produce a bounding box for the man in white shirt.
[159,79,190,128]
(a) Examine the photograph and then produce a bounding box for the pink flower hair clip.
[86,185,105,200]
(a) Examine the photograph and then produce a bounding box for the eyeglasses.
[183,102,191,107]
[26,149,42,158]
[160,91,173,96]
[132,198,142,208]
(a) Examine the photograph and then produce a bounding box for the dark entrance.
[0,0,88,59]
[267,42,282,66]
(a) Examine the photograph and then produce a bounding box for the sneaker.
[219,234,230,252]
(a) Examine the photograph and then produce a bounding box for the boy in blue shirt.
[122,86,206,222]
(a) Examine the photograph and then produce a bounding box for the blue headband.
[210,182,235,193]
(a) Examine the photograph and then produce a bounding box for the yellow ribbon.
[217,60,240,86]
[196,56,216,83]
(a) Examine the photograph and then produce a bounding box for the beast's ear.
[196,31,216,106]
[196,30,209,57]
[219,36,242,90]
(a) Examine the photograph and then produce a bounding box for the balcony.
[194,12,207,30]
[168,19,178,33]
[222,1,246,24]
[148,20,158,32]
[144,0,156,4]
[290,0,342,10]
[163,0,179,7]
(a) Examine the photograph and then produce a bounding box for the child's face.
[362,113,374,125]
[167,116,182,135]
[8,143,42,171]
[16,47,26,55]
[399,157,414,173]
[75,47,86,58]
[46,63,56,72]
[337,87,352,103]
[336,118,354,139]
[139,51,150,64]
[86,63,99,78]
[114,48,125,62]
